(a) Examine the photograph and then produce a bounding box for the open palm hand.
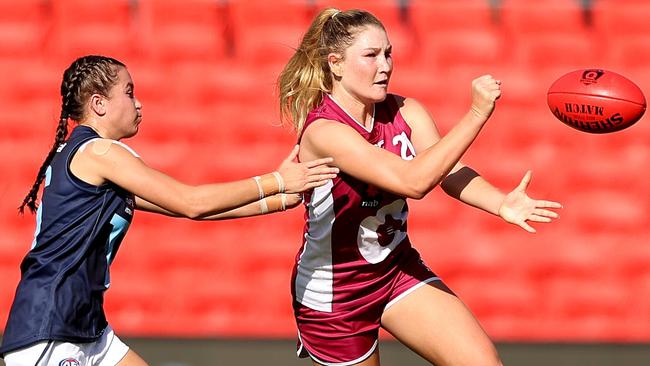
[498,171,562,233]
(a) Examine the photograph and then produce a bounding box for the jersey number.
[393,132,416,160]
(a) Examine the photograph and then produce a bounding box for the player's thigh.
[310,349,380,366]
[116,349,149,366]
[380,281,501,366]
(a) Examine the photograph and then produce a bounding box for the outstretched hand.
[277,145,338,194]
[498,171,562,233]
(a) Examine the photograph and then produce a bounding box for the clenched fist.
[470,75,502,120]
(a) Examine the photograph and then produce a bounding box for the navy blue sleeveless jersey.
[0,126,135,356]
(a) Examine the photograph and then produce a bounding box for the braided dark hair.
[19,55,125,214]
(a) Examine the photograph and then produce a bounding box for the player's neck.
[329,92,374,129]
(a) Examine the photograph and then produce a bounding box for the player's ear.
[89,94,107,117]
[328,53,343,79]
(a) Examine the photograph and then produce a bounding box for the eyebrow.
[363,45,392,52]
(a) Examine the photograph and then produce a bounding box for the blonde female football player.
[278,8,562,366]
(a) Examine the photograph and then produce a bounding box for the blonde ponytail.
[277,8,384,135]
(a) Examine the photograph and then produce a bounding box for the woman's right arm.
[73,143,337,219]
[299,75,500,199]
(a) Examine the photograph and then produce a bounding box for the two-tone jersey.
[292,93,418,312]
[0,126,136,356]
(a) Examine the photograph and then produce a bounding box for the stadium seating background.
[0,0,649,343]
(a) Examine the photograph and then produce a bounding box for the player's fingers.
[306,166,339,177]
[284,145,300,162]
[307,173,338,182]
[303,157,335,168]
[517,170,532,191]
[519,221,537,233]
[478,74,494,81]
[534,209,559,219]
[537,200,563,209]
[304,180,331,189]
[529,214,553,223]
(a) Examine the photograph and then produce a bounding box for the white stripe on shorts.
[383,276,441,312]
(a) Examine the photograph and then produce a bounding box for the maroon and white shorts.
[294,248,441,365]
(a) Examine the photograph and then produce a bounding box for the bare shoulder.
[389,96,435,132]
[72,138,139,185]
[79,139,141,168]
[398,96,431,119]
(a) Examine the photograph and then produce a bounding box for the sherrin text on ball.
[547,69,646,133]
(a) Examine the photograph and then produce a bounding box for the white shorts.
[3,325,129,366]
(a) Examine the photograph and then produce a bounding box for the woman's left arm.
[401,96,562,233]
[135,193,302,220]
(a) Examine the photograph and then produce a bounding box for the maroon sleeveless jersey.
[293,94,419,312]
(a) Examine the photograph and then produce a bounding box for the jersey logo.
[360,185,381,208]
[357,199,408,264]
[125,197,135,216]
[59,359,80,366]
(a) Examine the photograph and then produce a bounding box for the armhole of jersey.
[67,139,139,191]
[66,138,104,192]
[78,138,101,153]
[391,95,413,136]
[111,140,140,158]
[386,94,407,124]
[385,93,399,116]
[78,138,140,158]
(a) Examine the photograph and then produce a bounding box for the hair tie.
[331,10,341,19]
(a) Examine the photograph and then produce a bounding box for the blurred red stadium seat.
[228,0,314,65]
[409,0,498,32]
[591,0,650,69]
[0,58,60,104]
[139,0,229,63]
[499,0,601,70]
[592,0,650,36]
[0,0,50,59]
[513,32,601,71]
[49,0,138,60]
[407,0,503,68]
[424,30,505,70]
[499,0,589,35]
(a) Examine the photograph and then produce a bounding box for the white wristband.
[253,176,264,200]
[259,198,269,214]
[280,194,287,211]
[272,171,285,193]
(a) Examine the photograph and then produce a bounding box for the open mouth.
[374,80,389,86]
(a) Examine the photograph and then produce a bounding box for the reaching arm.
[135,193,302,220]
[300,75,501,199]
[402,82,562,233]
[71,142,336,219]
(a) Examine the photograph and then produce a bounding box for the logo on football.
[580,69,604,85]
[547,69,646,133]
